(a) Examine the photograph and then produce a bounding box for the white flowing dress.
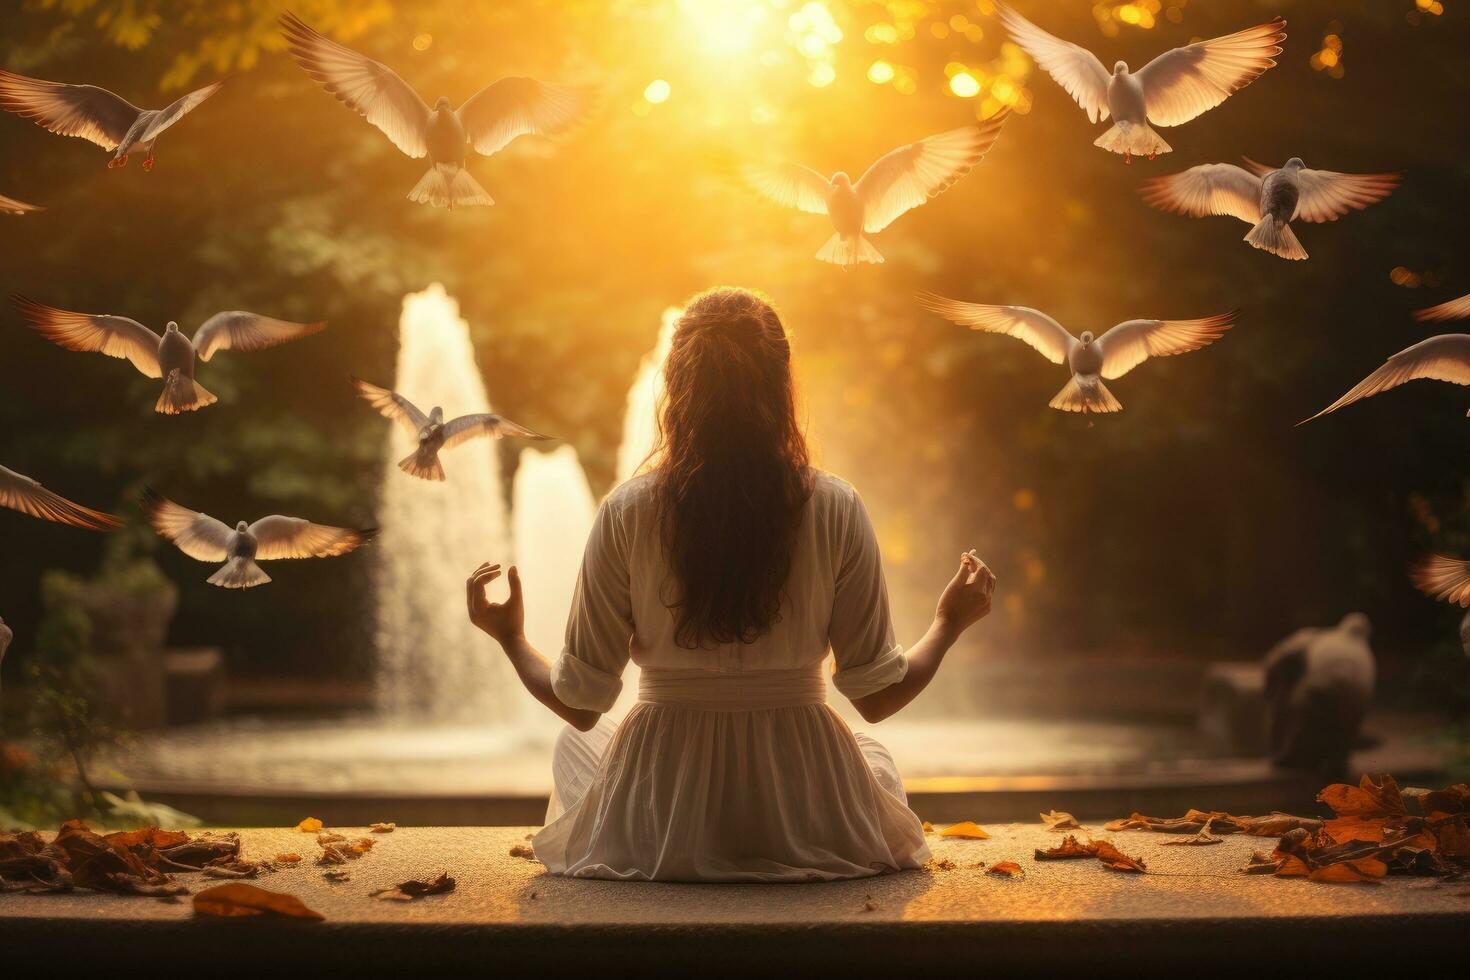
[531,470,930,882]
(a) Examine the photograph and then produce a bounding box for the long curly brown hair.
[651,287,814,649]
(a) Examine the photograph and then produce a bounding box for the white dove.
[743,112,1007,268]
[14,296,325,414]
[1302,335,1470,423]
[0,193,41,215]
[0,69,220,172]
[1142,157,1399,260]
[280,12,593,211]
[1415,291,1470,323]
[918,293,1234,413]
[996,4,1284,162]
[142,489,376,590]
[1411,555,1470,608]
[353,378,550,481]
[0,464,120,530]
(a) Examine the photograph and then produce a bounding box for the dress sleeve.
[828,487,908,701]
[551,495,634,713]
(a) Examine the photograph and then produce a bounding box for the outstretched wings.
[1136,18,1286,127]
[12,295,162,378]
[1411,555,1470,607]
[352,378,432,436]
[855,114,1006,233]
[1140,164,1262,223]
[0,193,42,215]
[743,163,831,215]
[0,68,140,150]
[458,77,592,157]
[192,311,326,362]
[1415,292,1470,324]
[916,293,1076,365]
[248,515,376,561]
[996,4,1110,123]
[0,465,121,531]
[280,12,430,158]
[442,414,549,449]
[1302,334,1470,423]
[138,81,223,144]
[141,488,233,562]
[1286,166,1399,224]
[1095,313,1236,379]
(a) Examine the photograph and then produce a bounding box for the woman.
[467,287,995,882]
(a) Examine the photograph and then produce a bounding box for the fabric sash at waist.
[637,665,826,711]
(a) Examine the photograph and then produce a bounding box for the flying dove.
[1301,335,1470,423]
[918,292,1234,413]
[352,377,550,481]
[0,193,41,215]
[13,296,325,414]
[280,12,593,210]
[142,488,376,590]
[1411,555,1470,608]
[0,69,220,171]
[743,113,1006,268]
[1,464,121,530]
[1142,157,1399,260]
[996,4,1284,162]
[1415,291,1470,323]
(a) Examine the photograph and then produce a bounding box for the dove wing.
[1302,334,1470,422]
[141,489,232,561]
[1291,167,1400,223]
[916,293,1075,364]
[457,77,592,157]
[0,465,121,531]
[1096,313,1235,380]
[1134,18,1286,127]
[996,4,1110,123]
[0,193,42,215]
[13,295,162,378]
[137,81,223,143]
[855,115,1005,233]
[249,515,376,561]
[1415,292,1470,324]
[1140,164,1261,223]
[442,414,550,449]
[1411,555,1470,607]
[743,163,831,215]
[0,69,140,150]
[351,378,431,436]
[192,311,326,362]
[279,12,430,158]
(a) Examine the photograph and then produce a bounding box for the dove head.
[434,96,453,110]
[1338,611,1371,639]
[165,321,179,333]
[1079,330,1095,346]
[1284,157,1306,170]
[430,406,445,424]
[1113,60,1129,75]
[832,172,852,187]
[235,520,249,533]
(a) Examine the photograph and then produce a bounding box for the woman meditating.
[466,286,996,881]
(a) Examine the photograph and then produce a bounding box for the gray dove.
[0,193,41,215]
[1,464,120,530]
[997,5,1284,162]
[14,296,325,414]
[1142,157,1399,260]
[1263,613,1374,774]
[918,293,1233,413]
[142,488,376,590]
[0,69,220,171]
[280,12,593,210]
[1301,334,1470,423]
[744,114,1006,268]
[352,378,550,481]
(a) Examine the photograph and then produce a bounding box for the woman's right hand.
[934,550,995,640]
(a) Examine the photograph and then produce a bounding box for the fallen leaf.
[509,844,536,859]
[921,821,935,833]
[925,857,957,872]
[193,882,324,920]
[370,823,396,834]
[1034,835,1094,860]
[275,853,302,864]
[322,869,351,882]
[1307,858,1387,884]
[862,898,879,912]
[316,831,346,844]
[1241,851,1283,875]
[295,817,323,834]
[986,861,1024,877]
[1090,840,1147,873]
[939,821,990,840]
[371,872,456,902]
[1040,810,1082,831]
[1159,818,1223,846]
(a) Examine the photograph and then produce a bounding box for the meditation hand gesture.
[467,561,525,645]
[935,550,995,639]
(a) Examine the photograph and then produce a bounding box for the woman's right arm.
[850,552,995,724]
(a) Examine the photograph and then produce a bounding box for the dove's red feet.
[142,156,155,173]
[1146,153,1157,161]
[1124,152,1132,165]
[107,155,129,169]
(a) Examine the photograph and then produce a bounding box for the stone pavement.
[3,825,1466,974]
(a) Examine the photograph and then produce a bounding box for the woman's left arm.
[467,562,602,731]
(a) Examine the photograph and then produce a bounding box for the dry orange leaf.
[921,821,935,833]
[193,883,324,920]
[1040,810,1082,831]
[370,822,396,834]
[1307,858,1387,883]
[295,817,323,834]
[275,853,302,864]
[1090,840,1147,873]
[1034,835,1094,860]
[986,861,1023,877]
[939,821,990,840]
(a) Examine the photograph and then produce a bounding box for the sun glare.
[678,0,770,57]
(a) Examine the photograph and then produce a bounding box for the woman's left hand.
[467,561,525,646]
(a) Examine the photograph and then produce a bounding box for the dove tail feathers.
[816,233,883,269]
[398,450,446,482]
[1244,216,1308,260]
[208,558,271,590]
[408,164,494,210]
[156,370,217,415]
[1093,121,1171,158]
[1050,376,1122,414]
